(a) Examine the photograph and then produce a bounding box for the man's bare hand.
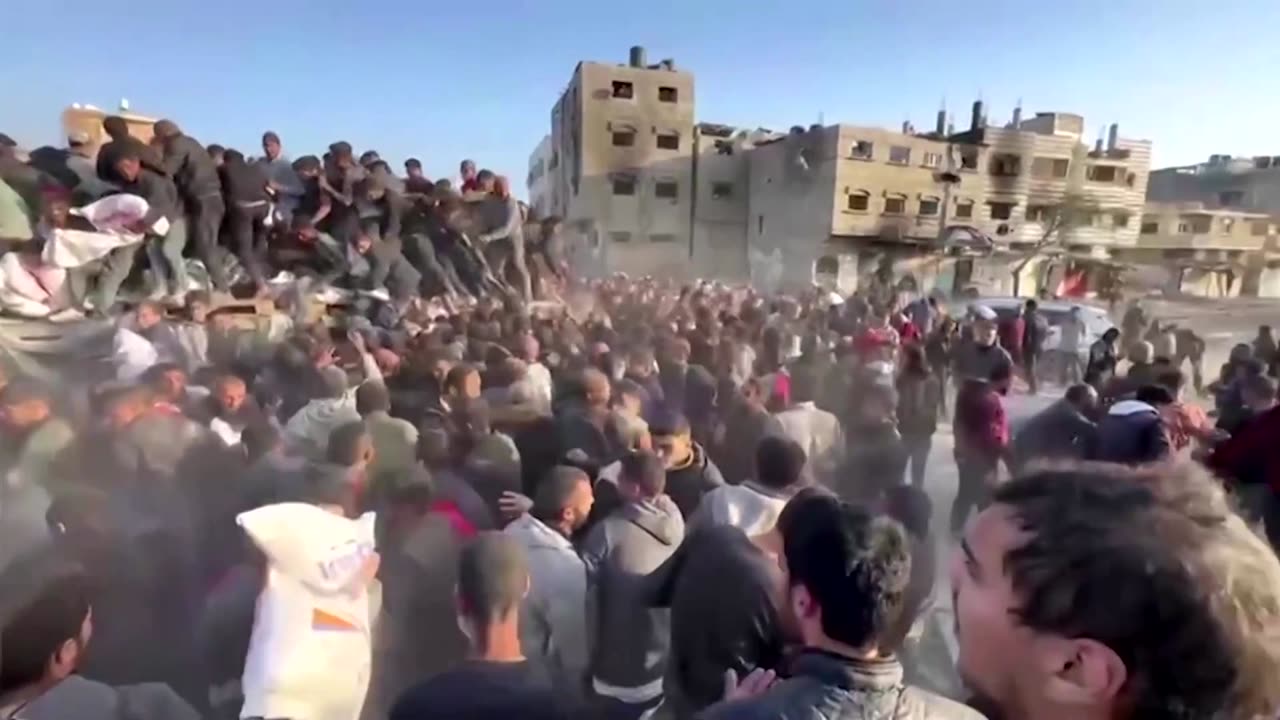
[498,491,533,520]
[722,667,777,702]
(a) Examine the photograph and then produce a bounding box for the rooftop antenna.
[119,98,130,112]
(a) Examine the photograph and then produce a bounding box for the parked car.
[970,298,1115,380]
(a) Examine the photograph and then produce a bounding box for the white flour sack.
[237,503,379,720]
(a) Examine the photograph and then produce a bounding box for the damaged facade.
[534,48,1168,297]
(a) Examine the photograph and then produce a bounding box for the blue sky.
[5,0,1278,195]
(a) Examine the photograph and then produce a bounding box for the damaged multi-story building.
[532,47,1157,297]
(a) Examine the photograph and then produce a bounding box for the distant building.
[62,104,158,153]
[533,51,1155,296]
[546,46,695,279]
[1148,154,1280,214]
[526,134,552,219]
[1127,202,1280,297]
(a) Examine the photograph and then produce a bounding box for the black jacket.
[643,525,783,719]
[665,442,726,520]
[1012,399,1097,468]
[390,659,574,720]
[97,136,166,185]
[219,159,269,205]
[697,650,984,720]
[162,133,221,200]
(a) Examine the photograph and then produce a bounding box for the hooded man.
[503,465,594,696]
[580,451,685,717]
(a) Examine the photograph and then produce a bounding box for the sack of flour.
[237,503,378,720]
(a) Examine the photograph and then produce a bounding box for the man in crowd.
[504,465,594,695]
[581,450,684,718]
[0,549,201,720]
[1011,382,1097,468]
[153,119,227,294]
[692,435,807,536]
[764,369,844,485]
[1093,384,1172,465]
[357,381,420,488]
[698,492,982,719]
[259,130,304,226]
[651,410,725,521]
[952,462,1280,720]
[96,115,164,186]
[951,360,1011,534]
[105,149,185,311]
[390,532,575,720]
[1209,372,1280,548]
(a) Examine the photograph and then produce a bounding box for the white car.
[971,298,1114,373]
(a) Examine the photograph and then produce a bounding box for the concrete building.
[546,46,696,278]
[536,49,1154,296]
[745,104,1152,296]
[526,134,552,219]
[1123,202,1280,297]
[1148,154,1280,214]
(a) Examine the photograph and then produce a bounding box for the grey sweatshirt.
[581,494,685,699]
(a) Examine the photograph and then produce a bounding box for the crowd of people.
[2,120,1280,720]
[1,121,565,319]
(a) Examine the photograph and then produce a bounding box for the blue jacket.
[1093,400,1170,465]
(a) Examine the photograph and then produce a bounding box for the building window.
[656,133,680,150]
[884,196,907,215]
[988,201,1015,220]
[610,231,632,243]
[815,255,839,276]
[918,198,940,216]
[990,153,1021,177]
[954,200,974,219]
[658,86,678,103]
[711,181,733,199]
[611,80,634,99]
[960,147,979,170]
[1031,157,1070,179]
[757,214,764,235]
[1221,217,1235,235]
[1219,190,1245,207]
[851,141,874,160]
[650,233,676,243]
[655,180,679,199]
[549,151,559,169]
[1086,165,1119,183]
[612,130,636,147]
[1026,205,1052,222]
[847,192,870,212]
[1141,221,1160,235]
[922,152,943,168]
[1177,222,1192,234]
[888,146,911,165]
[714,140,734,155]
[612,175,636,196]
[1252,221,1271,237]
[1113,212,1131,228]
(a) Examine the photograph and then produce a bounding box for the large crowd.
[2,119,1280,720]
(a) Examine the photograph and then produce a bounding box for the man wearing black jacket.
[98,149,185,312]
[154,119,227,293]
[218,149,271,292]
[96,115,165,186]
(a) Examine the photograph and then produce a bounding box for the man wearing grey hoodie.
[581,450,685,719]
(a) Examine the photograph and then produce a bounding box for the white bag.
[237,503,378,720]
[43,194,169,269]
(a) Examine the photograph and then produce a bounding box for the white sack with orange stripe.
[237,503,380,720]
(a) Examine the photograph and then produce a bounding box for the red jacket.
[954,380,1008,463]
[1208,404,1280,492]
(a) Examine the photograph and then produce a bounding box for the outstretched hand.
[722,667,777,702]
